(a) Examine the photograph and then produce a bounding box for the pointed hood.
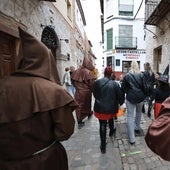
[15,27,61,84]
[82,56,95,71]
[71,56,96,82]
[158,64,169,84]
[163,64,169,75]
[0,28,78,123]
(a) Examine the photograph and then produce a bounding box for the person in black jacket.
[142,62,156,117]
[121,61,146,145]
[152,74,170,118]
[93,67,124,154]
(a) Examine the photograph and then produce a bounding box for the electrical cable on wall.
[134,0,144,19]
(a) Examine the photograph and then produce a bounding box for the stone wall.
[0,0,76,81]
[145,12,170,80]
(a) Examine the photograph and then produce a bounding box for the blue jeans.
[70,84,76,97]
[66,85,76,98]
[126,100,143,143]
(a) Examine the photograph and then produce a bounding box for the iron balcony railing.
[145,0,160,23]
[145,0,170,25]
[115,37,137,49]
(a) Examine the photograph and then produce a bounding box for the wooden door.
[0,31,16,78]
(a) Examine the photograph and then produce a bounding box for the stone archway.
[41,25,61,60]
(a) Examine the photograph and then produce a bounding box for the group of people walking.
[62,58,170,155]
[0,27,170,169]
[93,61,169,153]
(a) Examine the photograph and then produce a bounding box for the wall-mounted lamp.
[60,39,69,43]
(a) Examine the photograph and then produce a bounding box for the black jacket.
[142,70,156,97]
[121,72,145,104]
[93,77,124,114]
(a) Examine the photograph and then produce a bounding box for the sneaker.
[129,141,135,145]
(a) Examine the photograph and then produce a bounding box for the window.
[106,0,113,19]
[119,25,133,47]
[106,56,113,67]
[122,61,140,73]
[116,59,120,66]
[119,0,133,16]
[67,0,71,19]
[122,61,131,73]
[106,28,113,50]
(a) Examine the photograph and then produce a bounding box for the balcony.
[145,0,170,25]
[115,37,137,49]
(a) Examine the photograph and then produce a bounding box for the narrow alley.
[63,103,170,170]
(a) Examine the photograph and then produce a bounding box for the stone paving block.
[129,164,137,170]
[123,163,130,170]
[138,163,148,170]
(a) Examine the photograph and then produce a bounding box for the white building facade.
[74,0,86,67]
[103,0,146,79]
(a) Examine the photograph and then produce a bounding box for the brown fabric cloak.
[71,56,96,122]
[0,28,77,170]
[145,97,170,161]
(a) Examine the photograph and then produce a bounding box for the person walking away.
[93,67,124,153]
[69,66,76,97]
[121,61,146,144]
[142,62,156,117]
[0,28,77,170]
[152,74,170,118]
[71,56,96,129]
[63,67,74,97]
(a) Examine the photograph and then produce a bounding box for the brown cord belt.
[32,140,56,156]
[3,140,56,161]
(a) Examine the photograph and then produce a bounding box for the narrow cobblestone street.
[63,103,170,170]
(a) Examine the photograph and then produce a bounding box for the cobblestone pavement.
[63,105,170,170]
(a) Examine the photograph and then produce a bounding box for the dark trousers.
[99,118,114,150]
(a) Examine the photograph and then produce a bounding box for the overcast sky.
[81,0,103,73]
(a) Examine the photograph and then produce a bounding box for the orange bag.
[154,102,162,119]
[116,108,124,117]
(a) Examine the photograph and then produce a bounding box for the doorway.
[153,46,162,73]
[0,31,16,78]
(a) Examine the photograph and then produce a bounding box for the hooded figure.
[152,65,170,118]
[0,28,77,170]
[71,56,96,129]
[145,97,170,161]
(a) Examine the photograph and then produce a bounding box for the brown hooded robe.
[0,28,77,170]
[71,56,96,122]
[145,97,170,161]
